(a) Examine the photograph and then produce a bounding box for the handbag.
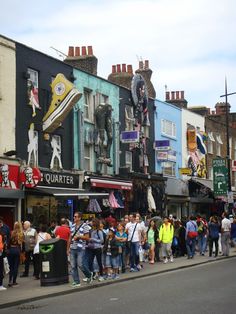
[3,257,10,275]
[188,231,198,238]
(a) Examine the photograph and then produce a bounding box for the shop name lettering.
[43,173,74,185]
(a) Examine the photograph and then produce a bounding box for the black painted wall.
[15,43,74,170]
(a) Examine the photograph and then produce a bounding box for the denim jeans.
[118,246,126,271]
[198,234,207,254]
[186,238,196,257]
[8,246,20,283]
[130,242,139,269]
[86,248,103,276]
[70,248,91,284]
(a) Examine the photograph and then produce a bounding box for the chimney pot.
[68,46,74,57]
[166,91,170,101]
[75,46,80,57]
[144,60,149,69]
[112,65,116,74]
[82,46,87,56]
[127,65,133,74]
[180,91,184,99]
[87,46,93,55]
[176,91,180,100]
[171,91,175,100]
[139,61,144,70]
[122,64,126,72]
[117,64,121,73]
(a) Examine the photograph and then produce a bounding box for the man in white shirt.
[221,212,231,256]
[126,214,142,272]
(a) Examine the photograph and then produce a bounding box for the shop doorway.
[0,206,15,230]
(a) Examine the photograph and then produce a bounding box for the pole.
[224,78,231,193]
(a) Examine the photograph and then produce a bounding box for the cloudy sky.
[1,0,236,110]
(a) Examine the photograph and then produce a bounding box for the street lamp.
[220,77,236,208]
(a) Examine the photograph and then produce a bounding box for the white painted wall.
[0,37,16,156]
[182,108,205,167]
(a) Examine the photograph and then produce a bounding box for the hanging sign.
[213,158,228,196]
[121,131,139,143]
[20,167,42,188]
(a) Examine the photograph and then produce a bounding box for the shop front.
[83,175,133,219]
[0,162,24,229]
[165,177,189,219]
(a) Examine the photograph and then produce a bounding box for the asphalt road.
[1,258,236,314]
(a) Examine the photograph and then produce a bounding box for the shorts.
[105,255,119,268]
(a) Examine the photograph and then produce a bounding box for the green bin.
[39,238,68,286]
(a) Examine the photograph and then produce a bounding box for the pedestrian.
[230,216,236,250]
[0,216,10,247]
[21,221,37,277]
[196,215,208,256]
[115,223,127,273]
[221,212,231,257]
[208,216,220,258]
[86,218,104,281]
[0,229,7,291]
[151,211,163,262]
[33,224,51,280]
[178,220,187,257]
[47,220,57,238]
[158,216,174,263]
[185,216,198,259]
[7,221,24,287]
[146,219,158,264]
[55,218,71,255]
[125,214,142,272]
[103,229,119,279]
[69,212,92,287]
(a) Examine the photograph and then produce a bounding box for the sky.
[1,0,236,110]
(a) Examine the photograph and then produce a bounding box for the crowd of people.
[0,211,235,291]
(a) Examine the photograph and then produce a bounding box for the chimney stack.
[166,91,170,101]
[180,91,184,99]
[64,45,98,76]
[68,46,74,57]
[176,91,180,100]
[144,60,149,69]
[112,65,116,74]
[139,61,144,70]
[127,65,133,74]
[122,64,126,72]
[117,64,121,73]
[108,62,134,88]
[171,91,175,100]
[135,59,156,98]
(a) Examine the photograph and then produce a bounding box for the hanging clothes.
[102,198,111,207]
[114,191,124,208]
[147,186,156,213]
[86,199,102,213]
[109,190,119,209]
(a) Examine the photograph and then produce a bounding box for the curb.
[0,255,235,309]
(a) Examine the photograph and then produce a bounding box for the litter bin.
[39,238,69,286]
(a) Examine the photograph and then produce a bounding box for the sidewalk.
[1,250,236,309]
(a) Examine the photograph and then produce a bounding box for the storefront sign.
[179,168,192,175]
[157,151,168,161]
[154,140,170,151]
[39,170,79,188]
[121,131,139,143]
[213,158,228,195]
[20,167,41,188]
[167,150,176,162]
[0,164,20,189]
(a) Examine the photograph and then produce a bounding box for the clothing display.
[147,186,156,213]
[86,199,102,213]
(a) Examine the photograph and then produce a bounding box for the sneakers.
[163,258,168,264]
[0,286,7,291]
[112,274,119,280]
[170,256,174,263]
[130,267,139,272]
[82,272,93,284]
[98,276,105,282]
[42,73,82,133]
[71,282,81,288]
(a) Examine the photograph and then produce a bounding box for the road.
[1,258,235,314]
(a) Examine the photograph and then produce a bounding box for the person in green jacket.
[158,216,174,263]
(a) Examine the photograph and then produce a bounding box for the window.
[125,105,135,131]
[83,89,93,121]
[29,130,38,167]
[27,68,38,88]
[125,151,133,171]
[84,144,92,171]
[100,94,109,104]
[216,134,223,156]
[234,140,236,160]
[50,135,62,170]
[161,161,176,176]
[161,119,176,138]
[207,132,215,154]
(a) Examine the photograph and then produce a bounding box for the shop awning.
[32,186,109,199]
[190,177,213,190]
[0,188,24,199]
[90,178,133,190]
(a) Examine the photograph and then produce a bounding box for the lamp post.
[220,78,236,208]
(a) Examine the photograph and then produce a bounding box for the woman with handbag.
[7,221,24,287]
